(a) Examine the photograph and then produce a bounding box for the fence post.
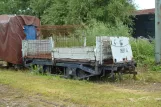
[155,0,161,63]
[83,36,86,47]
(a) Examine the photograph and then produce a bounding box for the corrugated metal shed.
[133,9,155,38]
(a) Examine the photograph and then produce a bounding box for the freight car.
[22,36,137,80]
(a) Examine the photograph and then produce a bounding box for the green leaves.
[30,0,53,19]
[0,0,31,15]
[41,0,135,25]
[0,0,135,26]
[41,0,68,24]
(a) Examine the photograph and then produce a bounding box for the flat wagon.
[22,36,137,79]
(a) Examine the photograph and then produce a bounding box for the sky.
[134,0,155,10]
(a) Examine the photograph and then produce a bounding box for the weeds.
[137,71,161,83]
[130,38,161,71]
[30,65,44,75]
[53,35,85,47]
[75,20,131,46]
[51,20,132,47]
[130,38,154,62]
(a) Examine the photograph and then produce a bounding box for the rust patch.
[25,53,52,59]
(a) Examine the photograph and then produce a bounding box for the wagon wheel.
[43,65,52,75]
[64,67,76,79]
[75,69,89,80]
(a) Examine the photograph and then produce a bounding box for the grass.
[0,69,161,107]
[50,20,131,47]
[137,71,161,83]
[130,38,161,72]
[53,35,85,47]
[130,38,154,66]
[75,20,131,46]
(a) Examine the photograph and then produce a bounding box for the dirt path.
[0,84,70,107]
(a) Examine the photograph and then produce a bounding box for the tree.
[29,0,52,19]
[0,0,135,26]
[41,0,135,25]
[41,0,68,24]
[0,0,31,15]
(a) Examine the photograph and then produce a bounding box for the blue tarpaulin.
[24,25,37,40]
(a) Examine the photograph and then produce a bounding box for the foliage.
[130,38,161,71]
[0,0,31,15]
[41,0,135,25]
[51,20,132,47]
[30,0,53,19]
[74,20,132,46]
[30,65,44,75]
[41,0,69,24]
[53,35,85,47]
[130,38,154,62]
[0,0,135,26]
[137,71,161,83]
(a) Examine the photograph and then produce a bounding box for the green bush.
[130,38,161,71]
[75,20,132,46]
[130,38,154,59]
[52,20,132,47]
[130,38,154,63]
[30,65,44,75]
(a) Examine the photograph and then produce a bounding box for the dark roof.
[134,8,155,15]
